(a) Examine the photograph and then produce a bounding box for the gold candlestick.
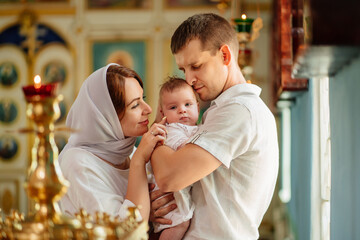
[7,86,82,239]
[0,80,148,239]
[25,94,68,222]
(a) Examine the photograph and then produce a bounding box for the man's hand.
[149,184,177,225]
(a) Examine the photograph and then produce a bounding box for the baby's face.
[161,87,199,126]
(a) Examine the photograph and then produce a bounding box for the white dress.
[59,147,138,220]
[58,64,141,221]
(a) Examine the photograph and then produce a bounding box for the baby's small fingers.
[151,193,174,209]
[152,217,172,225]
[154,203,177,218]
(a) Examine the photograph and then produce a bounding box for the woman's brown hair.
[106,64,143,119]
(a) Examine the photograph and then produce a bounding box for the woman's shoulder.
[61,147,94,160]
[60,147,98,169]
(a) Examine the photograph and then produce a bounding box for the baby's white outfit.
[148,122,198,232]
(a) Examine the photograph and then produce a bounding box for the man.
[151,13,279,240]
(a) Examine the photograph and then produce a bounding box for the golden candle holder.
[0,83,148,239]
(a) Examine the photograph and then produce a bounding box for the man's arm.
[151,143,221,192]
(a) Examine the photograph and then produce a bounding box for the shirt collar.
[211,83,262,107]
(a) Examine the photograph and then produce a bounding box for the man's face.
[174,39,228,101]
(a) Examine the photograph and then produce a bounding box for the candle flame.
[34,75,41,89]
[241,14,247,20]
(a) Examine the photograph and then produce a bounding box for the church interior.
[0,0,359,239]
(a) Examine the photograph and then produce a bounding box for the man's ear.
[220,45,232,66]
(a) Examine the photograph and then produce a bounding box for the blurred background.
[1,0,359,239]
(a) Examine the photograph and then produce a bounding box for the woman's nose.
[143,103,152,115]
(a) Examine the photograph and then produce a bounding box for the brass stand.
[0,92,148,239]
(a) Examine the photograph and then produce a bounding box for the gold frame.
[0,173,27,214]
[86,0,152,10]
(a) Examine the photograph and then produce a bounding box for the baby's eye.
[185,103,191,107]
[170,106,176,110]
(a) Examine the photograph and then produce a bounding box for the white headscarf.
[59,63,136,165]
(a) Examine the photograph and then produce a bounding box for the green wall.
[287,84,313,240]
[329,57,360,239]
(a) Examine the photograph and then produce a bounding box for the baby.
[149,76,199,240]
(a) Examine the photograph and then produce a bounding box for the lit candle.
[234,14,254,33]
[34,75,41,89]
[22,75,57,98]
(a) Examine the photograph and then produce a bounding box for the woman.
[58,63,167,221]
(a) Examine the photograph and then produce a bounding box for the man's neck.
[222,63,246,93]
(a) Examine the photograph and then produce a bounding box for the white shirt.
[59,147,139,220]
[184,83,279,240]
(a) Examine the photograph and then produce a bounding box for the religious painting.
[164,0,218,8]
[0,174,27,214]
[0,99,18,124]
[43,61,67,85]
[35,44,75,125]
[0,179,19,215]
[0,133,28,169]
[0,62,18,87]
[0,135,19,162]
[0,45,28,170]
[36,44,72,89]
[87,0,151,9]
[92,39,148,89]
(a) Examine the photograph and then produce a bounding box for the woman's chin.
[138,127,149,136]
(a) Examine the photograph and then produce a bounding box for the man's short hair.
[171,13,238,58]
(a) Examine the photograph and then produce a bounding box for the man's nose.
[185,72,196,86]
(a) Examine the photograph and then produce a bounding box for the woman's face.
[120,77,152,137]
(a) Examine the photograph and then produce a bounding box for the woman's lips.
[139,119,149,125]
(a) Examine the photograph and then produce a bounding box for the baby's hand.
[136,117,167,162]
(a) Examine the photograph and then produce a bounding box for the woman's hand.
[149,183,177,225]
[136,117,167,163]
